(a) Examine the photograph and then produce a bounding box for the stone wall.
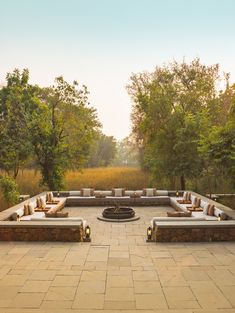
[154,226,235,242]
[66,196,170,207]
[0,222,84,242]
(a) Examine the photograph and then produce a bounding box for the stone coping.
[0,221,83,227]
[155,220,235,228]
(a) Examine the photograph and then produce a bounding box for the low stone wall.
[66,196,170,207]
[154,224,235,242]
[0,221,84,242]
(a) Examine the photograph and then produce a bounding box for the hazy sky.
[1,0,235,139]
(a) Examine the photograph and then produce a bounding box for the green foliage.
[0,69,32,178]
[128,58,231,189]
[113,136,139,166]
[0,69,101,191]
[88,133,117,167]
[0,175,20,205]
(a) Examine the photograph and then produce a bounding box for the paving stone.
[29,270,57,281]
[9,293,44,308]
[77,281,106,293]
[73,294,104,309]
[132,270,158,281]
[80,270,106,281]
[163,286,200,309]
[108,257,131,267]
[190,281,232,309]
[20,280,51,292]
[105,287,135,301]
[135,293,168,309]
[134,281,162,293]
[104,301,136,309]
[107,275,133,287]
[41,300,72,309]
[45,286,77,301]
[51,275,80,286]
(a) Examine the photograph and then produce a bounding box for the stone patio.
[0,205,235,312]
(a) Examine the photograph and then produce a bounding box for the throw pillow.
[45,211,57,218]
[183,191,188,200]
[208,204,215,216]
[36,197,41,208]
[167,211,181,217]
[81,188,94,197]
[112,188,124,197]
[219,212,227,220]
[28,203,35,215]
[179,211,192,217]
[194,197,201,208]
[24,203,30,216]
[186,192,191,201]
[203,203,210,215]
[40,197,46,209]
[11,212,19,221]
[56,212,69,217]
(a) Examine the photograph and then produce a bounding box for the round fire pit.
[98,205,140,222]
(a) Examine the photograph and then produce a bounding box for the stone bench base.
[0,221,84,242]
[153,221,235,242]
[66,196,170,206]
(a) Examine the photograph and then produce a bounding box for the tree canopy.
[128,58,235,190]
[0,69,101,190]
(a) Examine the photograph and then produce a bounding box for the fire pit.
[98,204,140,222]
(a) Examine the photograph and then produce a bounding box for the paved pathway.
[0,205,235,312]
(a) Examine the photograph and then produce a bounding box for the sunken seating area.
[0,192,87,242]
[150,191,235,242]
[62,188,171,206]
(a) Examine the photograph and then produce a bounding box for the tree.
[0,69,101,190]
[27,76,101,190]
[0,69,32,178]
[88,133,117,167]
[113,136,139,166]
[127,58,224,189]
[0,175,20,205]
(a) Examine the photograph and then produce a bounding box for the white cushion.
[146,188,154,197]
[200,200,206,209]
[28,203,35,215]
[69,191,81,196]
[113,188,123,197]
[82,188,93,197]
[40,196,46,208]
[191,195,196,204]
[156,190,168,196]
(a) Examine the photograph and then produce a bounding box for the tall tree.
[0,69,32,178]
[127,59,224,189]
[27,76,100,190]
[0,69,101,190]
[88,133,116,167]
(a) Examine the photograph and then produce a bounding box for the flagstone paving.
[0,205,235,312]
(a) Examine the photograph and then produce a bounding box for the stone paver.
[0,205,235,312]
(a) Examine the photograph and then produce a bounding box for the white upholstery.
[156,190,168,196]
[82,188,93,197]
[146,188,155,196]
[69,191,81,196]
[113,188,123,197]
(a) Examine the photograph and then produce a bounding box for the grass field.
[0,167,151,210]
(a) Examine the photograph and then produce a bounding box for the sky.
[0,0,235,140]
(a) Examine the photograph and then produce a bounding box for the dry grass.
[0,167,151,210]
[65,167,151,190]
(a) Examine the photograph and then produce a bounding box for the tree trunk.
[180,175,186,190]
